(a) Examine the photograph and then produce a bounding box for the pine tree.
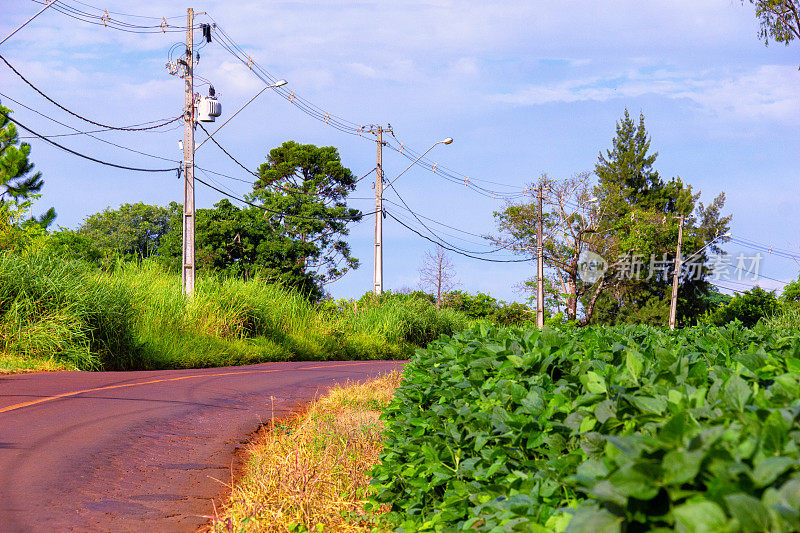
[0,105,55,228]
[590,109,730,326]
[596,109,664,208]
[0,106,44,204]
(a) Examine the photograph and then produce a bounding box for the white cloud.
[119,78,177,100]
[448,57,479,77]
[492,65,800,123]
[211,61,263,95]
[347,59,416,82]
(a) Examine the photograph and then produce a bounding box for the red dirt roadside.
[0,360,404,532]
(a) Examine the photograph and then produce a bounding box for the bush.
[706,286,781,327]
[441,290,534,326]
[370,323,800,531]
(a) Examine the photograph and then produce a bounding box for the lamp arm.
[384,142,441,189]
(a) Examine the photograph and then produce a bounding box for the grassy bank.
[205,372,402,532]
[0,250,469,372]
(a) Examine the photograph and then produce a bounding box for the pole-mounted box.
[198,95,221,122]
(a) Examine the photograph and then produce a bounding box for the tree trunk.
[436,257,442,309]
[580,279,608,326]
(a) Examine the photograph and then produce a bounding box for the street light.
[682,232,731,265]
[194,79,288,151]
[384,137,453,189]
[373,136,452,295]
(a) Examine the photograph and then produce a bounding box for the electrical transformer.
[198,95,222,122]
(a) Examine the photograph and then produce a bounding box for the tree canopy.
[157,141,363,300]
[77,201,179,260]
[743,0,800,48]
[252,141,362,289]
[492,110,731,327]
[706,286,780,327]
[590,110,731,326]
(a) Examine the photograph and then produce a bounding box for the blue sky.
[2,0,798,302]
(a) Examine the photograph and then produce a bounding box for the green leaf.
[735,352,768,373]
[507,354,525,367]
[668,389,683,406]
[546,512,572,533]
[581,371,607,394]
[607,461,660,499]
[663,450,703,485]
[751,456,794,488]
[786,357,800,374]
[673,501,728,533]
[761,410,789,456]
[628,394,667,415]
[658,412,688,445]
[594,399,616,423]
[626,350,644,384]
[580,432,606,459]
[723,493,770,533]
[576,457,609,479]
[724,375,752,412]
[565,506,622,533]
[579,415,597,434]
[584,480,627,507]
[474,433,489,452]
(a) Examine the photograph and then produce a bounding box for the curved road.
[0,360,404,532]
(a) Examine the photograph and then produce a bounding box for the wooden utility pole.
[669,215,684,330]
[182,7,196,295]
[536,183,544,328]
[366,125,392,295]
[373,126,383,295]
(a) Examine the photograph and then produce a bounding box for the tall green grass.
[762,304,800,330]
[0,250,470,372]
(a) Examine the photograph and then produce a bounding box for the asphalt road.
[0,360,404,532]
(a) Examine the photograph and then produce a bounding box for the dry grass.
[204,370,403,532]
[0,352,74,373]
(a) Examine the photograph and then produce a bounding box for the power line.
[195,165,253,184]
[194,175,373,222]
[196,123,363,200]
[201,16,535,205]
[205,20,369,139]
[381,198,490,240]
[0,54,183,131]
[1,0,59,47]
[709,281,747,293]
[196,166,247,200]
[384,184,511,255]
[385,210,535,263]
[388,208,518,257]
[196,122,258,177]
[60,0,185,21]
[730,236,800,261]
[31,0,193,33]
[2,111,178,173]
[26,3,532,204]
[0,91,182,163]
[384,134,529,200]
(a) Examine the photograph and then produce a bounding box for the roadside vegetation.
[0,250,469,372]
[370,323,800,531]
[206,371,402,532]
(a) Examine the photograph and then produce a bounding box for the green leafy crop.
[369,323,800,532]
